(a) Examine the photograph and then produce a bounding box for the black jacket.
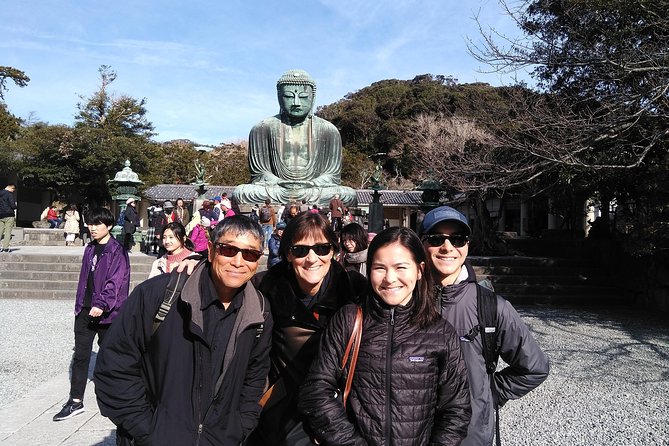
[299,299,471,446]
[0,189,16,219]
[94,264,273,446]
[246,261,367,445]
[123,205,139,235]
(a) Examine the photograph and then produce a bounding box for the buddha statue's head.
[277,69,317,124]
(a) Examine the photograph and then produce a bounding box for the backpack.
[476,280,502,446]
[476,281,498,374]
[259,206,272,223]
[117,210,125,227]
[151,211,167,230]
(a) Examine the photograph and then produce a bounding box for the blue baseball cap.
[420,206,471,236]
[214,196,222,202]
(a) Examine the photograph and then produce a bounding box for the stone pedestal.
[368,190,384,234]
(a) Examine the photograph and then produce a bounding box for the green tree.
[470,0,669,252]
[207,143,250,187]
[142,140,201,187]
[8,65,157,205]
[0,66,30,101]
[75,65,154,138]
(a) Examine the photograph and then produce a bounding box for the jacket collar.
[367,293,415,326]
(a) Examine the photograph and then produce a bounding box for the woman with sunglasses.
[148,222,195,278]
[246,212,367,446]
[299,227,471,446]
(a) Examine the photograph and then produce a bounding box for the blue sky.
[1,0,526,146]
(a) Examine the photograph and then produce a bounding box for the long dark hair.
[161,221,194,251]
[280,212,339,262]
[365,226,438,329]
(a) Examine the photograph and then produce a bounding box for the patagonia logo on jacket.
[409,356,425,363]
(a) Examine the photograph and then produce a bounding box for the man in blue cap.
[420,206,549,446]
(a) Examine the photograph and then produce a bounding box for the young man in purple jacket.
[53,207,130,421]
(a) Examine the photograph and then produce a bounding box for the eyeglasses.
[422,234,469,248]
[289,243,333,258]
[213,243,263,262]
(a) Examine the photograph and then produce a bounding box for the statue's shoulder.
[250,115,281,133]
[311,115,338,132]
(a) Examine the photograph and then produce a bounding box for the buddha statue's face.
[278,84,314,123]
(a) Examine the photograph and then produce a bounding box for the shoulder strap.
[477,283,502,446]
[152,271,189,334]
[255,289,268,338]
[476,284,499,375]
[341,305,363,409]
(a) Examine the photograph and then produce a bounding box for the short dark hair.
[280,212,339,262]
[340,223,368,252]
[87,207,115,227]
[210,215,263,247]
[365,227,438,329]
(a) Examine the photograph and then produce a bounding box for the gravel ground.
[500,305,669,446]
[0,300,76,406]
[1,300,667,445]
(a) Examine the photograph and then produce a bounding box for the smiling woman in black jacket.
[246,212,367,446]
[299,227,472,446]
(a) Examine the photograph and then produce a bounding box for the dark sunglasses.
[422,234,469,248]
[213,242,263,262]
[289,243,333,258]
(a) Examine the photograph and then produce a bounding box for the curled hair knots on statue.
[276,69,317,95]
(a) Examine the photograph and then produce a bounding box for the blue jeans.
[261,224,273,251]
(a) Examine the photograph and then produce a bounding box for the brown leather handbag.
[340,305,363,409]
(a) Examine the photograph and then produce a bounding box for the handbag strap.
[342,305,363,408]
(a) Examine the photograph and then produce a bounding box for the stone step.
[476,274,611,286]
[0,250,157,299]
[473,265,605,277]
[469,256,590,268]
[501,293,629,306]
[0,261,152,273]
[0,289,78,299]
[491,282,620,296]
[0,271,149,285]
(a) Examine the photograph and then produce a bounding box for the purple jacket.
[75,236,131,324]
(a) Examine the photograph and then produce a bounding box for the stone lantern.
[367,156,386,234]
[108,160,143,240]
[417,176,443,213]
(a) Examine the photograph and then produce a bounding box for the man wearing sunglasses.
[95,216,273,446]
[420,206,549,446]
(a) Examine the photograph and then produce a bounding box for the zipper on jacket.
[385,307,395,445]
[196,343,203,446]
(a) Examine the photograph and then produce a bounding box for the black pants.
[70,310,109,400]
[123,232,134,251]
[332,217,342,232]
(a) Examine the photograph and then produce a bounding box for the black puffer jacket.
[299,299,471,446]
[246,261,367,445]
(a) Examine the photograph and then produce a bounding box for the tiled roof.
[143,184,427,207]
[143,184,236,202]
[355,189,425,206]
